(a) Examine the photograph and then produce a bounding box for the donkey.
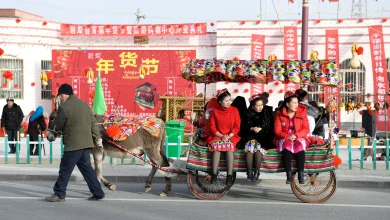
[46,95,172,196]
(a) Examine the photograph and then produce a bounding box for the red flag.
[289,0,294,3]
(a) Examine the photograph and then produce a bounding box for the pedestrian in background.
[27,106,47,155]
[1,97,24,154]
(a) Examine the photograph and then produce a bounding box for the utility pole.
[351,0,367,18]
[135,8,146,25]
[301,0,309,60]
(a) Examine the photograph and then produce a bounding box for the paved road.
[0,181,389,220]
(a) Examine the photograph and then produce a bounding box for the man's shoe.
[45,194,64,202]
[87,195,104,201]
[8,151,15,154]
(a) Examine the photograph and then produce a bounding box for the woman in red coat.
[207,89,241,187]
[274,91,309,184]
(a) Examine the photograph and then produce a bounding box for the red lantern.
[279,89,284,94]
[273,20,278,24]
[31,82,36,87]
[318,94,324,99]
[14,84,18,88]
[333,155,342,167]
[347,83,352,88]
[121,25,126,29]
[256,20,261,25]
[2,70,13,80]
[244,89,249,93]
[42,21,48,26]
[274,81,279,86]
[15,18,21,23]
[46,71,53,80]
[383,18,388,23]
[268,89,273,94]
[87,24,92,28]
[240,21,246,25]
[234,89,239,93]
[315,19,321,24]
[210,22,214,27]
[338,19,343,23]
[0,48,4,56]
[178,24,183,28]
[297,20,302,24]
[2,83,6,88]
[358,18,364,23]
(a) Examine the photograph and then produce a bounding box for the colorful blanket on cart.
[103,115,162,141]
[186,144,335,173]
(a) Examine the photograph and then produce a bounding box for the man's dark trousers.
[6,129,18,153]
[53,148,104,199]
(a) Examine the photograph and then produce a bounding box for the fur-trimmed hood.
[300,102,319,118]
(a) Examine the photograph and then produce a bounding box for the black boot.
[298,171,305,184]
[226,175,233,188]
[286,171,292,184]
[253,171,260,182]
[246,170,253,182]
[210,174,217,184]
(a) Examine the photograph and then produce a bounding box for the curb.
[1,174,389,189]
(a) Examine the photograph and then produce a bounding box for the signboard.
[250,34,265,95]
[51,50,196,116]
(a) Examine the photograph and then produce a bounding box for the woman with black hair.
[207,89,241,187]
[295,89,319,134]
[241,93,275,182]
[274,92,310,184]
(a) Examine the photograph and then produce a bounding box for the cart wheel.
[187,170,236,200]
[291,171,337,203]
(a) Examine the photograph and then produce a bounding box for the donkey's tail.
[159,122,170,167]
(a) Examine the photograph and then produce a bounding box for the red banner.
[51,50,196,116]
[251,34,265,95]
[60,23,207,36]
[284,26,299,92]
[324,29,340,108]
[368,25,389,131]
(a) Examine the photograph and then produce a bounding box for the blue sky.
[3,0,390,24]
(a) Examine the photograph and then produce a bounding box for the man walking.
[45,83,105,202]
[1,97,24,154]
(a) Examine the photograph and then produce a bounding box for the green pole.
[121,158,124,165]
[143,153,147,165]
[177,135,181,160]
[165,136,169,158]
[38,135,42,164]
[386,139,389,171]
[60,135,64,158]
[348,137,352,169]
[4,135,8,164]
[26,135,30,165]
[110,157,113,165]
[132,157,135,165]
[360,137,364,169]
[335,140,339,157]
[49,141,53,165]
[373,139,377,170]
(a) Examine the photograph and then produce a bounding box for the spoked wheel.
[291,171,337,203]
[187,170,236,200]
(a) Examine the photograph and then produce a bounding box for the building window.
[0,58,23,99]
[338,58,366,103]
[41,60,52,100]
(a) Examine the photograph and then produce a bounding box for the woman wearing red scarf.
[206,89,241,187]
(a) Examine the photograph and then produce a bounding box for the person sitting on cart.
[274,91,309,185]
[206,89,241,187]
[241,93,275,182]
[231,96,249,151]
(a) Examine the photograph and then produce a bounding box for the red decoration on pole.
[338,19,343,23]
[315,19,321,24]
[42,21,47,26]
[15,18,21,23]
[210,22,214,27]
[273,20,278,24]
[297,20,302,24]
[383,18,388,23]
[31,82,36,87]
[256,20,261,25]
[240,21,246,25]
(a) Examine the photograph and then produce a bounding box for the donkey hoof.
[145,187,151,193]
[109,184,116,191]
[160,192,167,197]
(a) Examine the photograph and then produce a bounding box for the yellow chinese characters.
[96,58,115,74]
[141,58,160,75]
[119,52,138,68]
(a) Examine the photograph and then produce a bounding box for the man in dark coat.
[45,84,105,202]
[1,97,24,153]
